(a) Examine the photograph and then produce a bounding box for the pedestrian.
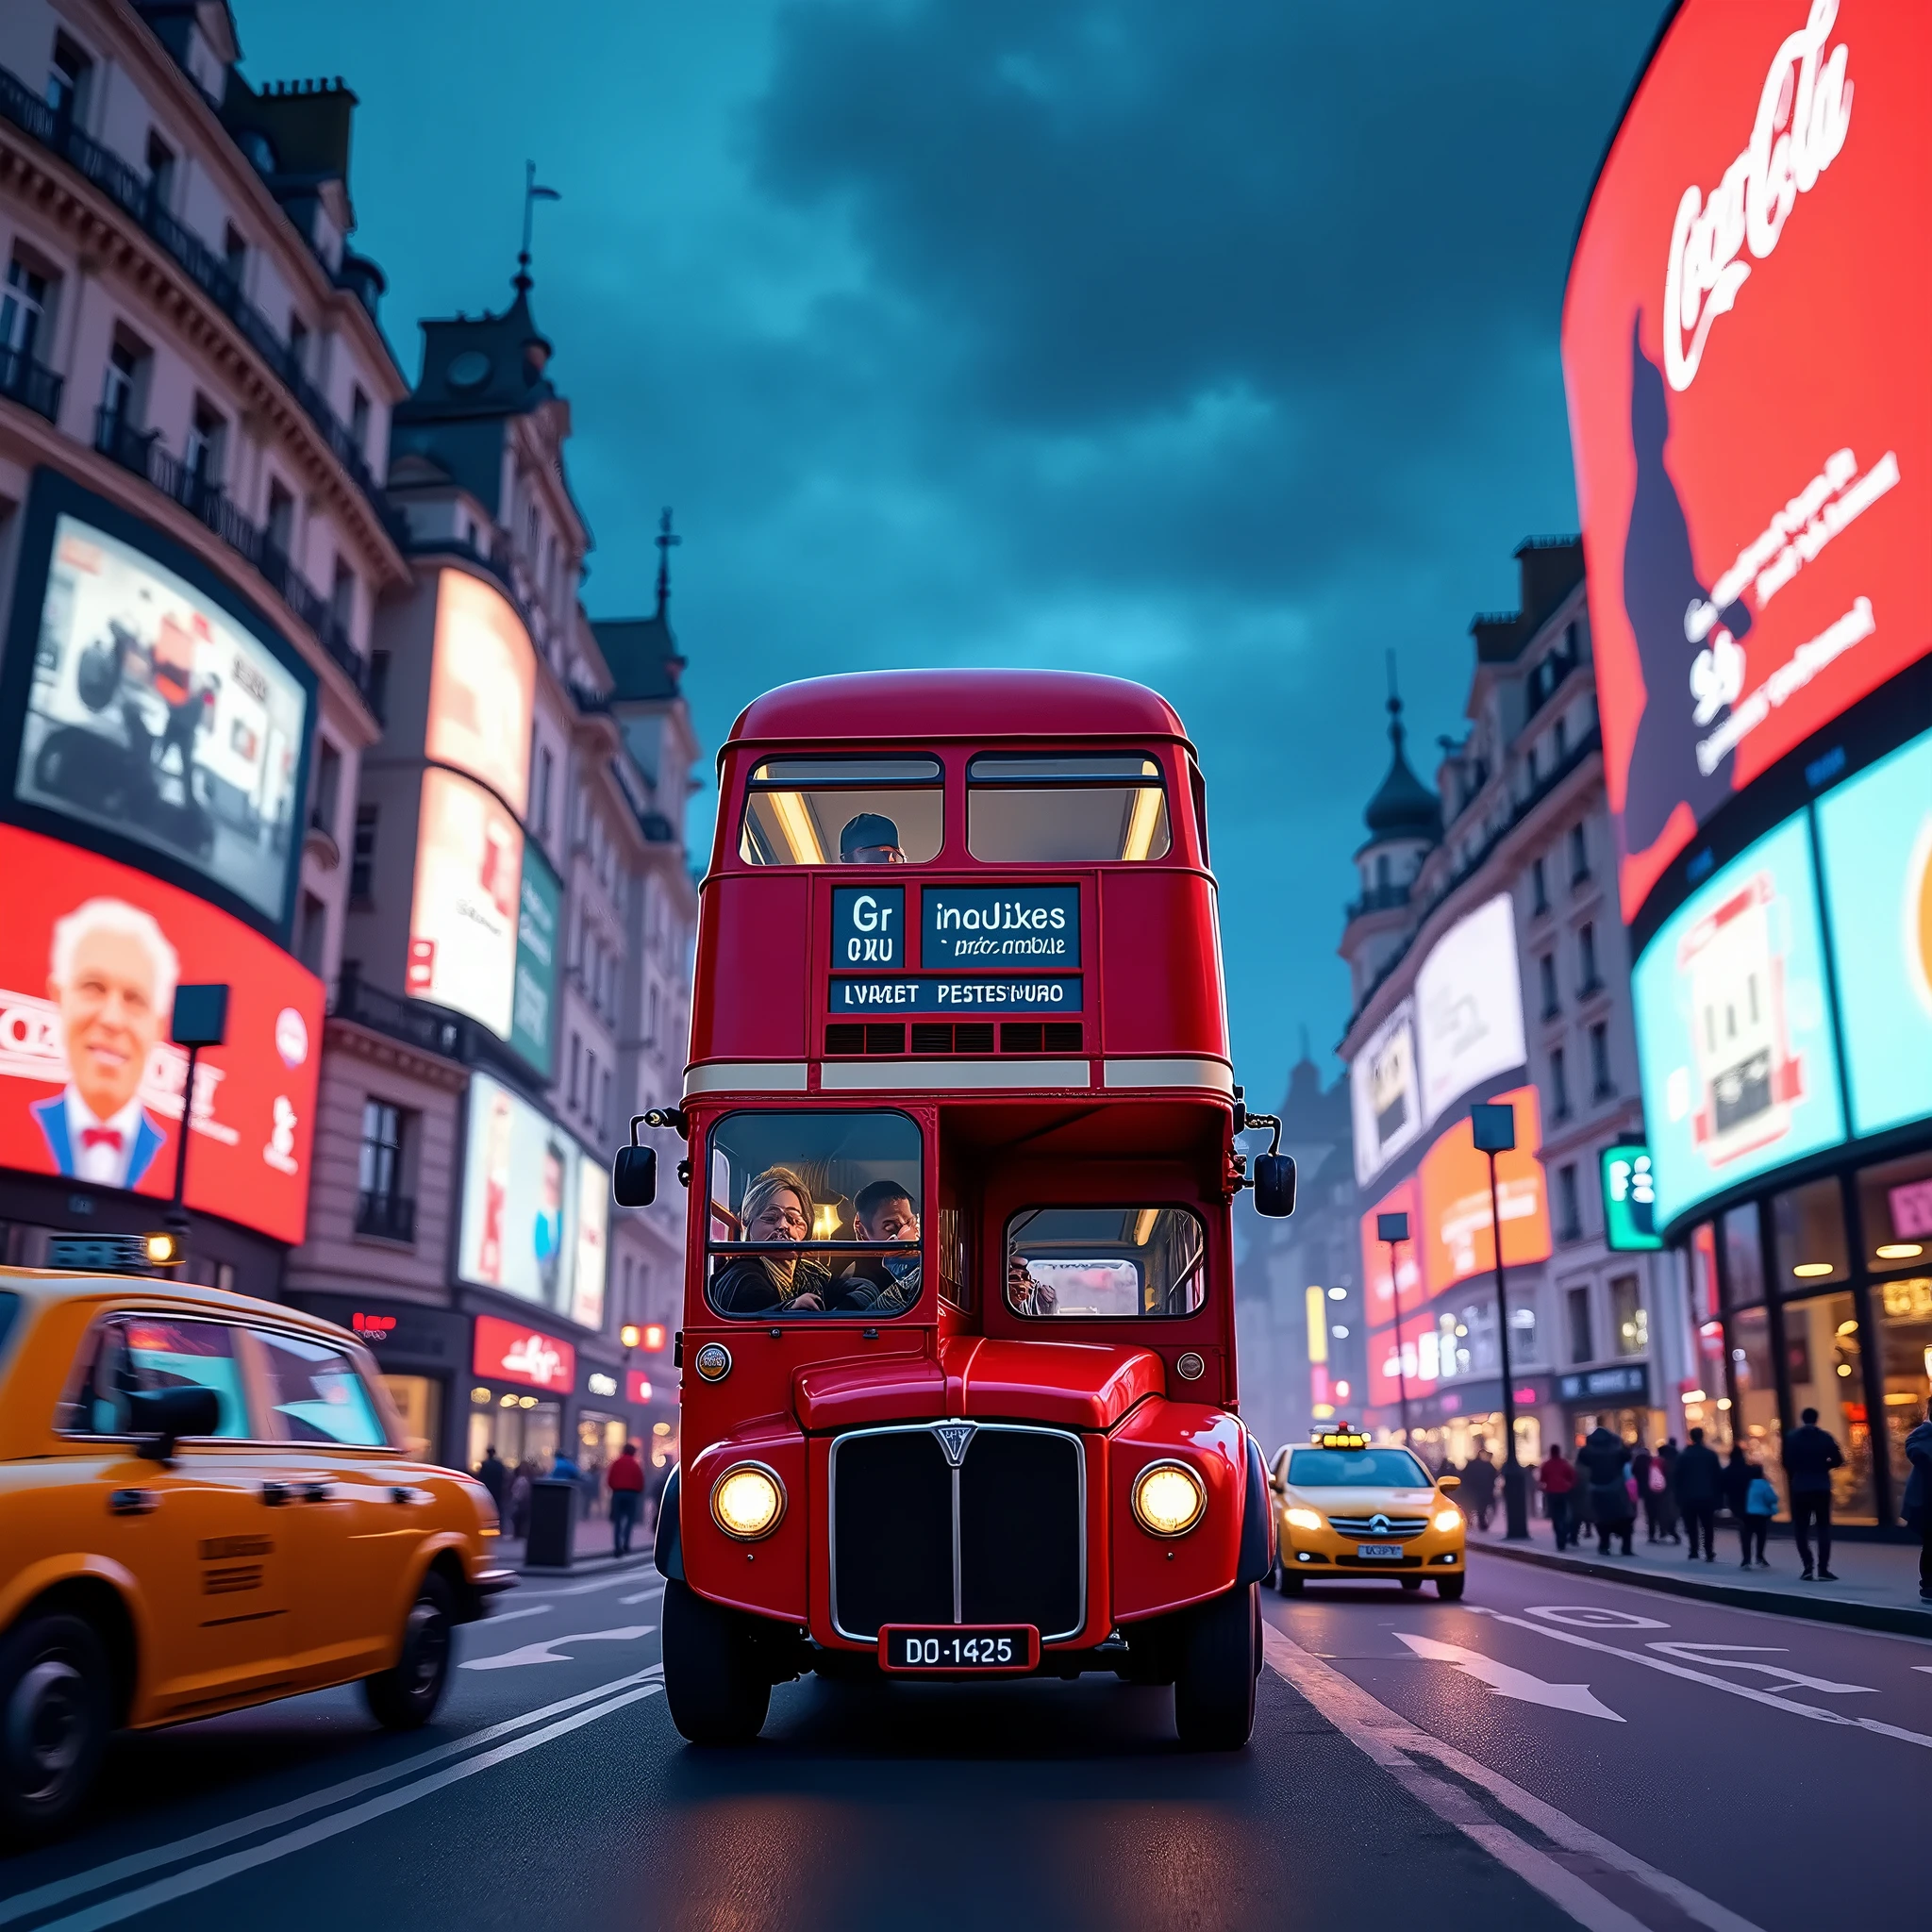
[1721,1444,1753,1536]
[1741,1464,1778,1568]
[1539,1443,1577,1550]
[1575,1425,1636,1556]
[1460,1442,1499,1532]
[550,1442,583,1486]
[1655,1439,1682,1544]
[644,1453,672,1541]
[1904,1400,1932,1605]
[508,1459,534,1540]
[1674,1426,1722,1559]
[1631,1441,1656,1541]
[476,1443,508,1515]
[1781,1406,1844,1582]
[608,1439,645,1557]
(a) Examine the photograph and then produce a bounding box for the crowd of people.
[473,1439,671,1558]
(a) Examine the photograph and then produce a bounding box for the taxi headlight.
[710,1463,786,1541]
[1434,1507,1462,1533]
[1284,1506,1324,1533]
[1131,1461,1206,1538]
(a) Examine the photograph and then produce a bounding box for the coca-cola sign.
[1563,0,1931,924]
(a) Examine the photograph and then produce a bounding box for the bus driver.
[709,1168,833,1314]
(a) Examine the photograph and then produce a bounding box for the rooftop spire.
[1361,649,1441,844]
[515,160,561,293]
[655,506,681,617]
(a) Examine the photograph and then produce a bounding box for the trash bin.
[526,1478,578,1569]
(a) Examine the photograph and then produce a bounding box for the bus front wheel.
[1173,1581,1257,1751]
[662,1580,771,1746]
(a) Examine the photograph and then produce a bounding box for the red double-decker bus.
[614,669,1292,1748]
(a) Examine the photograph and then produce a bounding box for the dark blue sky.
[245,0,1664,1103]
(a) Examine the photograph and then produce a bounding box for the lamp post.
[1470,1100,1529,1541]
[165,985,229,1266]
[1376,1211,1412,1449]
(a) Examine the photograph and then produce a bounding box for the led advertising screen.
[1634,812,1844,1228]
[425,571,535,816]
[1360,1176,1425,1327]
[510,841,561,1077]
[17,511,311,924]
[1563,0,1932,924]
[408,769,524,1039]
[1815,728,1932,1139]
[1414,893,1527,1125]
[1601,1143,1664,1251]
[1417,1084,1552,1292]
[0,825,322,1242]
[457,1070,607,1330]
[1349,999,1421,1187]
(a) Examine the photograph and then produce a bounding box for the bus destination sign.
[831,886,905,967]
[922,886,1079,968]
[830,975,1082,1015]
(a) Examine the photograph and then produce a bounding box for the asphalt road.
[2,1553,1925,1932]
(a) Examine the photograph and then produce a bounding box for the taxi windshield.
[705,1108,924,1318]
[1005,1206,1205,1317]
[1289,1448,1432,1488]
[967,754,1171,862]
[740,757,943,865]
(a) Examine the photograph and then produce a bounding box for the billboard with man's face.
[15,511,311,925]
[1563,0,1932,924]
[0,826,323,1242]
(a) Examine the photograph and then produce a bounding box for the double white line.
[3,1666,662,1932]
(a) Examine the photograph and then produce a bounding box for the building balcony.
[331,968,463,1061]
[0,63,408,548]
[0,343,62,424]
[1345,882,1412,919]
[92,408,369,697]
[354,1190,416,1244]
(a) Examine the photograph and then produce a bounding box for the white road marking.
[464,1601,556,1629]
[459,1625,657,1671]
[1395,1632,1623,1721]
[1264,1624,1765,1932]
[620,1587,664,1606]
[1489,1609,1932,1746]
[1646,1642,1875,1697]
[1524,1605,1670,1631]
[0,1666,663,1927]
[38,1681,664,1932]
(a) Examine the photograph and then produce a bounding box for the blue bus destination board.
[831,975,1082,1014]
[830,885,906,967]
[922,885,1079,967]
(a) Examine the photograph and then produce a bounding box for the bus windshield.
[1005,1206,1205,1317]
[740,757,943,865]
[967,755,1171,863]
[705,1108,924,1318]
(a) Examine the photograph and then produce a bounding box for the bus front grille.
[829,1423,1086,1642]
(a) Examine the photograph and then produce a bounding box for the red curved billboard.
[1563,0,1932,922]
[0,826,323,1242]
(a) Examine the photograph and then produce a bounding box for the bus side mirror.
[612,1144,658,1208]
[1252,1154,1296,1219]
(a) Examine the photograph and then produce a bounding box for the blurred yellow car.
[1269,1426,1465,1599]
[0,1265,511,1841]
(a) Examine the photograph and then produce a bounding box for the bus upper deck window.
[967,755,1171,863]
[740,757,943,866]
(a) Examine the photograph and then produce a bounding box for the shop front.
[467,1311,577,1499]
[1555,1362,1656,1454]
[1401,1374,1548,1475]
[281,1294,474,1465]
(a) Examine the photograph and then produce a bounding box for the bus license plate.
[1356,1543,1404,1559]
[879,1626,1037,1673]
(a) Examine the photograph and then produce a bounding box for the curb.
[515,1554,659,1579]
[1471,1538,1932,1640]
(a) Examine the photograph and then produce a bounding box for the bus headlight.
[1434,1507,1462,1533]
[710,1463,786,1541]
[1131,1461,1206,1538]
[1284,1506,1324,1533]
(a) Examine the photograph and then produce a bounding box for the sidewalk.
[1467,1520,1932,1638]
[498,1510,658,1576]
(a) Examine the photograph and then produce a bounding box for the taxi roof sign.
[1313,1424,1370,1450]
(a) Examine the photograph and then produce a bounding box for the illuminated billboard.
[1360,1175,1424,1328]
[510,841,561,1077]
[408,769,523,1036]
[1633,812,1844,1228]
[457,1070,607,1330]
[1417,1084,1551,1292]
[1349,999,1421,1186]
[1815,729,1932,1139]
[1563,0,1932,923]
[425,571,534,816]
[10,504,311,928]
[0,824,323,1242]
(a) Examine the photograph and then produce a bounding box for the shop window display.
[1728,1306,1783,1509]
[1875,1273,1932,1508]
[1772,1178,1850,1291]
[1857,1152,1932,1275]
[1779,1292,1874,1522]
[1721,1203,1766,1308]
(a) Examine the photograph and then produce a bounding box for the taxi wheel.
[0,1612,110,1842]
[1436,1574,1466,1601]
[1173,1581,1257,1751]
[662,1580,771,1746]
[1274,1563,1304,1595]
[364,1574,455,1731]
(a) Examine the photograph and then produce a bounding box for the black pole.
[1385,1238,1411,1448]
[165,1041,199,1251]
[1487,1148,1529,1540]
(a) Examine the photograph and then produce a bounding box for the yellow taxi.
[0,1256,511,1840]
[1269,1425,1466,1599]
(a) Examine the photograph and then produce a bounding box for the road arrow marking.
[1647,1642,1875,1697]
[1395,1631,1624,1720]
[460,1625,657,1671]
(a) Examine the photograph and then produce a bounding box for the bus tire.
[662,1580,770,1746]
[0,1612,109,1843]
[1174,1582,1257,1751]
[1436,1573,1466,1601]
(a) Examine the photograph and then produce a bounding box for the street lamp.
[165,985,229,1266]
[1470,1099,1529,1541]
[1375,1211,1412,1449]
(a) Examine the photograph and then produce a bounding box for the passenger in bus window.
[834,1179,922,1310]
[839,813,907,864]
[709,1168,832,1314]
[1006,1250,1059,1316]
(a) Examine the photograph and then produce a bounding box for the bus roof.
[728,669,1190,748]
